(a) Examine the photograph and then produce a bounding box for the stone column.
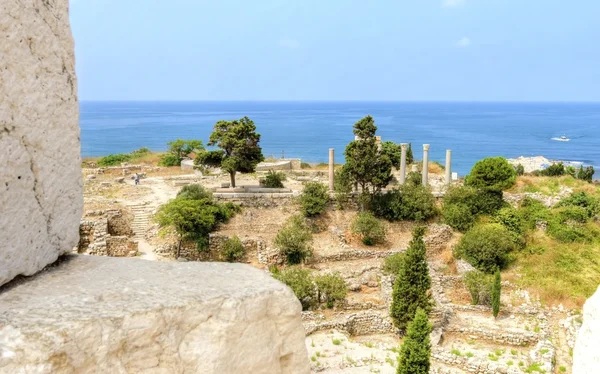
[422,144,430,186]
[328,148,335,191]
[399,143,408,184]
[445,149,452,185]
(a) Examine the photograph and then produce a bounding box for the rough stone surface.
[0,255,310,374]
[573,285,600,374]
[0,0,81,286]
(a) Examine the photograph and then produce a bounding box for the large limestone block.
[0,255,310,374]
[573,285,600,374]
[0,0,81,286]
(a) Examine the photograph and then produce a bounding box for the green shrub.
[443,203,475,232]
[406,171,422,186]
[491,270,501,318]
[465,157,516,192]
[383,253,405,275]
[264,170,287,188]
[556,192,600,218]
[158,153,182,167]
[177,184,213,201]
[546,207,600,243]
[301,162,311,169]
[274,215,313,264]
[352,212,386,245]
[515,164,525,176]
[371,184,437,222]
[540,162,565,177]
[272,267,315,310]
[566,166,577,178]
[494,207,525,235]
[397,308,431,374]
[334,167,353,209]
[443,186,504,215]
[455,224,518,273]
[464,271,493,306]
[98,153,132,166]
[222,235,245,262]
[314,272,348,308]
[576,165,595,183]
[300,181,329,217]
[130,147,151,158]
[519,197,551,230]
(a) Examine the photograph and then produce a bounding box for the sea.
[80,101,600,177]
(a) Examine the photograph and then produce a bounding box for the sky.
[70,0,600,102]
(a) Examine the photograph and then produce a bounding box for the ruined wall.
[0,0,82,286]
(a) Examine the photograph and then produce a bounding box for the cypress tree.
[390,226,432,331]
[491,270,501,318]
[397,308,431,374]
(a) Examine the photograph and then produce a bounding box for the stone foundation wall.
[106,236,138,257]
[78,209,137,257]
[303,310,396,336]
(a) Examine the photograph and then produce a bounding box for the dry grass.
[507,230,600,308]
[509,175,599,196]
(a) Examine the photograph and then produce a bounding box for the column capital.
[400,143,408,149]
[423,144,430,151]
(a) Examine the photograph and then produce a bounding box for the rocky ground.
[81,164,583,374]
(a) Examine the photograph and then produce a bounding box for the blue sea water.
[80,101,600,176]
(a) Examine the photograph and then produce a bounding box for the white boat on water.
[552,135,570,142]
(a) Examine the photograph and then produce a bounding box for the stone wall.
[106,236,138,257]
[302,310,396,336]
[0,0,82,286]
[78,209,137,257]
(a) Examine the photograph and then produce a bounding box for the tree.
[352,212,387,245]
[406,143,414,165]
[491,270,501,318]
[159,139,204,167]
[381,141,402,169]
[195,117,264,187]
[314,272,348,308]
[274,215,313,264]
[300,181,330,217]
[396,308,431,374]
[391,227,432,331]
[577,165,595,183]
[454,223,518,273]
[465,157,516,192]
[343,116,393,197]
[272,267,315,310]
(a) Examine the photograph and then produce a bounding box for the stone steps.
[127,204,154,240]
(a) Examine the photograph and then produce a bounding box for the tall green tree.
[159,139,204,166]
[391,226,432,331]
[397,308,431,374]
[491,270,501,318]
[343,116,393,197]
[195,117,264,187]
[406,143,414,165]
[381,141,402,169]
[465,157,516,192]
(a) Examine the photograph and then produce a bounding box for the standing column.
[422,144,430,186]
[328,148,335,191]
[399,143,408,185]
[445,149,452,185]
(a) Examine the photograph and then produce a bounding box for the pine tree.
[397,308,431,374]
[491,270,501,318]
[390,226,432,331]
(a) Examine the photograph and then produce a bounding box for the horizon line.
[79,99,600,104]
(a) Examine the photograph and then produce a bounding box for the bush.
[546,206,600,243]
[556,192,600,218]
[444,186,504,216]
[493,207,525,235]
[454,224,518,273]
[514,164,525,176]
[300,181,329,217]
[274,215,313,264]
[383,253,405,275]
[130,147,151,158]
[352,212,386,245]
[177,184,213,201]
[391,227,432,331]
[519,197,551,230]
[443,203,475,232]
[465,157,516,192]
[264,170,287,188]
[540,162,565,177]
[464,271,493,306]
[314,273,348,308]
[300,162,311,169]
[98,153,132,166]
[334,167,353,209]
[272,267,315,310]
[371,184,437,222]
[406,171,422,186]
[222,235,244,262]
[158,153,182,167]
[577,165,595,183]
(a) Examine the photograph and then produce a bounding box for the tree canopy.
[195,117,264,187]
[465,157,516,192]
[396,308,432,374]
[159,139,204,167]
[343,116,393,197]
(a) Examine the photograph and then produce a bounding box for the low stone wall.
[311,248,405,263]
[444,325,538,346]
[302,310,396,336]
[214,194,295,208]
[106,236,138,257]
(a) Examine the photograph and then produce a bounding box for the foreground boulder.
[573,285,600,373]
[0,256,310,374]
[0,0,82,286]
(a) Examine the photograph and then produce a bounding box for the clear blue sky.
[70,0,600,102]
